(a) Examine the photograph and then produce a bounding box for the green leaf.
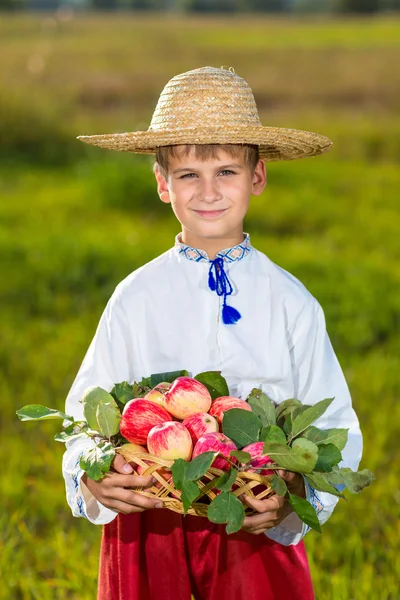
[80,442,115,481]
[150,370,189,387]
[335,468,375,494]
[131,382,149,399]
[82,386,115,431]
[304,473,345,498]
[214,467,238,492]
[324,466,345,486]
[291,398,335,438]
[246,388,276,426]
[275,398,302,420]
[208,491,245,534]
[262,439,318,473]
[96,399,121,437]
[222,408,262,449]
[54,422,88,443]
[288,492,322,533]
[302,426,349,451]
[230,450,252,464]
[186,452,216,481]
[314,443,342,472]
[269,474,288,496]
[111,382,134,406]
[171,458,187,490]
[16,405,74,422]
[292,404,312,419]
[259,425,287,445]
[181,479,201,514]
[283,414,293,435]
[137,375,151,387]
[194,371,229,400]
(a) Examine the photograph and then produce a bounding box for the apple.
[242,442,274,476]
[182,412,219,445]
[120,398,172,445]
[209,396,252,425]
[144,382,171,407]
[161,376,212,420]
[117,442,148,458]
[192,432,237,471]
[147,421,193,461]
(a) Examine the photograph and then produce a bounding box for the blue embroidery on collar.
[175,233,251,325]
[175,232,252,263]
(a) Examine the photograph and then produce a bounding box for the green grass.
[0,12,399,600]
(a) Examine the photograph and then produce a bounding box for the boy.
[63,66,363,599]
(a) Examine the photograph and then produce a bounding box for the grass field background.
[0,12,399,599]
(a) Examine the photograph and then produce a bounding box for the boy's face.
[154,146,266,252]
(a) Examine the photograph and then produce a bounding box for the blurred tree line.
[1,0,400,14]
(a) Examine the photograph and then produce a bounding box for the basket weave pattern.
[117,446,275,517]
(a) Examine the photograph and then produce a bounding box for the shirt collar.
[174,232,252,264]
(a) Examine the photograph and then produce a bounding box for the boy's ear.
[154,163,171,204]
[251,159,267,196]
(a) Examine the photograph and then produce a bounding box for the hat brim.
[77,126,332,162]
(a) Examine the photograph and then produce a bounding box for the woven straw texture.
[77,66,333,162]
[116,446,275,517]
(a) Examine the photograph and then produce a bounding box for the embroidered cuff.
[72,455,88,519]
[303,477,324,535]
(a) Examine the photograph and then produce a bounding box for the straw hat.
[77,66,332,162]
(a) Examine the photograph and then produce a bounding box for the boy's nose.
[198,179,223,203]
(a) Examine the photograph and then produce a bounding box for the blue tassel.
[222,302,242,325]
[208,269,216,291]
[208,257,241,325]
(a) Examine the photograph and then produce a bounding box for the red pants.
[98,509,314,600]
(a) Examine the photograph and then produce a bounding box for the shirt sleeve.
[266,296,363,546]
[62,290,134,525]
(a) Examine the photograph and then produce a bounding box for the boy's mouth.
[193,209,227,219]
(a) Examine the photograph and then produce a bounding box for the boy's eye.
[179,170,236,179]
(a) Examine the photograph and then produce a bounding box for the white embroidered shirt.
[62,232,363,545]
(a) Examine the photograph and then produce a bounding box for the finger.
[242,513,271,529]
[129,473,158,489]
[278,469,295,481]
[105,487,164,510]
[242,511,281,531]
[241,494,284,514]
[103,499,148,514]
[126,490,164,510]
[278,470,305,496]
[247,528,268,535]
[112,453,134,474]
[104,472,157,489]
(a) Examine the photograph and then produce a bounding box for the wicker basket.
[116,446,275,517]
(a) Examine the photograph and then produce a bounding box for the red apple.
[192,432,237,471]
[144,382,171,407]
[147,421,193,461]
[120,398,172,445]
[182,412,219,445]
[209,396,252,425]
[242,441,274,476]
[162,376,212,420]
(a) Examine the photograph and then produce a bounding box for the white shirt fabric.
[62,232,363,546]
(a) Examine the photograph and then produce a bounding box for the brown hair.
[154,144,260,179]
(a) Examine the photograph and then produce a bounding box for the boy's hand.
[240,470,306,535]
[82,453,164,514]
